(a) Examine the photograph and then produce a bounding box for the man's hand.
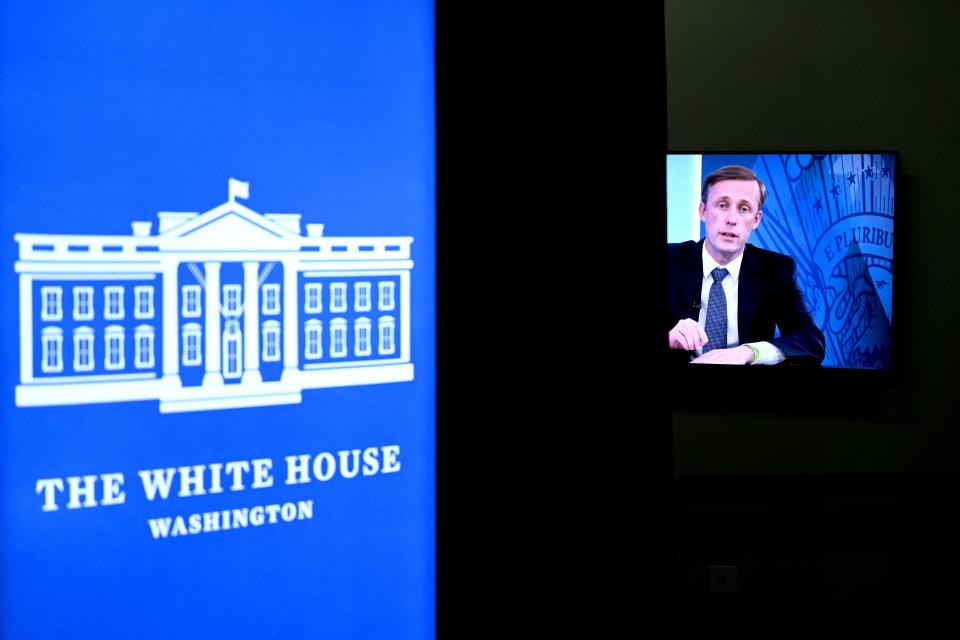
[690,345,754,365]
[669,318,709,351]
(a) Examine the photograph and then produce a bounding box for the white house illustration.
[13,179,413,413]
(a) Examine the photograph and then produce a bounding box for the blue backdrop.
[1,2,435,638]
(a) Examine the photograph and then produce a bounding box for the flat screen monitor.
[667,152,897,371]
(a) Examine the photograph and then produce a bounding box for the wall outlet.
[709,564,738,594]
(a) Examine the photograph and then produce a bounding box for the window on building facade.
[223,322,242,379]
[73,286,94,321]
[355,317,371,356]
[41,327,63,373]
[223,285,242,318]
[379,316,396,355]
[304,319,322,360]
[104,325,125,370]
[330,318,347,358]
[104,286,124,320]
[41,286,63,321]
[355,282,371,311]
[262,284,280,315]
[73,327,95,372]
[182,323,202,366]
[134,325,155,369]
[262,320,281,362]
[304,282,322,313]
[331,282,347,313]
[134,286,154,319]
[182,285,202,318]
[379,281,395,311]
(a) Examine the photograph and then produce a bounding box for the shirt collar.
[702,243,744,282]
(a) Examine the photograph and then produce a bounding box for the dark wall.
[667,0,960,476]
[668,2,960,629]
[437,4,668,635]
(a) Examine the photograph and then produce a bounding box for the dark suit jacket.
[667,240,825,365]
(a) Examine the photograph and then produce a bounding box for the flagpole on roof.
[228,178,250,202]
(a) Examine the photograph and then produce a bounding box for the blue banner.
[1,2,435,638]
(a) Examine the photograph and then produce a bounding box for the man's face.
[699,178,762,264]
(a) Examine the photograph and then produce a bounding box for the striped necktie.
[703,267,729,353]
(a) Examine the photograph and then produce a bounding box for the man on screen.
[667,165,825,365]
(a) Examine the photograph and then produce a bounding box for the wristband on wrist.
[746,344,759,364]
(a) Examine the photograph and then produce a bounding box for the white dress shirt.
[695,244,785,365]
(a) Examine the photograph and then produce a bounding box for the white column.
[202,262,223,386]
[19,274,33,383]
[161,260,180,387]
[400,270,411,362]
[281,259,299,383]
[242,261,262,384]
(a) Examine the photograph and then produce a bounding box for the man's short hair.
[700,165,767,209]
